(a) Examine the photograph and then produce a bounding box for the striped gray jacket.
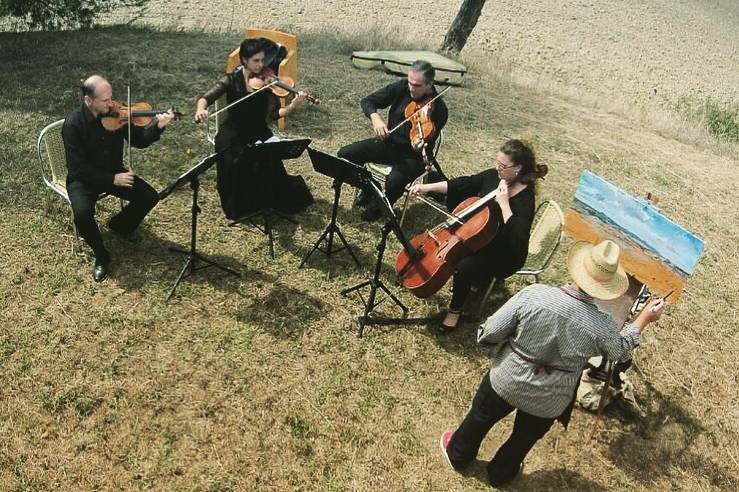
[478,283,641,418]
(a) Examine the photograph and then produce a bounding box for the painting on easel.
[564,171,704,321]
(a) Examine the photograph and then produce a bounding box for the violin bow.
[387,86,452,135]
[408,191,463,225]
[127,85,134,173]
[206,80,280,121]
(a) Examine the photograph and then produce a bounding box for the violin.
[405,98,435,144]
[387,86,451,169]
[101,100,182,131]
[405,97,436,169]
[248,67,320,105]
[395,189,500,298]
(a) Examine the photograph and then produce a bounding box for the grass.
[1,24,738,491]
[676,97,739,143]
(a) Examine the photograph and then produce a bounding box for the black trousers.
[448,372,554,486]
[450,255,496,311]
[337,138,425,205]
[67,176,159,263]
[215,123,291,220]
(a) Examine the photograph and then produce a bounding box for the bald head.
[82,75,113,117]
[82,74,110,99]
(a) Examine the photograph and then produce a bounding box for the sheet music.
[254,135,283,145]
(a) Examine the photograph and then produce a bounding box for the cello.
[394,188,500,298]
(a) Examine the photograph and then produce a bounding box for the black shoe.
[353,190,372,207]
[92,261,109,283]
[489,462,524,487]
[361,204,382,222]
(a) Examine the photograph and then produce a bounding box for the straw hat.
[567,240,628,300]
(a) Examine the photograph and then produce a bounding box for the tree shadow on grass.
[0,26,239,117]
[235,281,326,339]
[605,380,738,489]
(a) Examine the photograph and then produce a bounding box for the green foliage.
[677,96,739,143]
[703,100,739,143]
[0,0,148,30]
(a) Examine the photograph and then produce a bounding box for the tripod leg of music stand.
[265,211,274,259]
[194,253,240,276]
[357,281,380,338]
[333,226,361,268]
[299,225,331,268]
[167,255,193,301]
[376,281,409,316]
[341,279,372,297]
[272,210,298,225]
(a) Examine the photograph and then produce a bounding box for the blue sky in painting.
[574,171,704,275]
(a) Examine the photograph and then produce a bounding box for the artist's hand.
[411,136,427,153]
[370,113,388,140]
[634,298,666,329]
[290,91,308,110]
[113,171,135,188]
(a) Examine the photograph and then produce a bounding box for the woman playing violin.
[195,38,309,220]
[338,60,448,222]
[409,139,548,331]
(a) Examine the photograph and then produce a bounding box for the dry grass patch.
[0,25,737,490]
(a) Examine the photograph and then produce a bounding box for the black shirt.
[360,79,448,153]
[447,168,536,278]
[62,103,163,189]
[201,66,280,141]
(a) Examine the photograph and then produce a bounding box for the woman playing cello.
[194,38,310,220]
[408,139,548,331]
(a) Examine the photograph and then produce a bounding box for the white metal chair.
[479,199,565,308]
[37,119,119,252]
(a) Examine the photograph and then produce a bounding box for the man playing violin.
[195,38,309,220]
[338,60,448,221]
[62,74,176,282]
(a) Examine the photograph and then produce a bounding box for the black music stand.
[340,178,423,337]
[159,153,240,301]
[299,148,367,268]
[228,138,311,259]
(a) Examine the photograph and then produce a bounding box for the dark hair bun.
[535,163,548,180]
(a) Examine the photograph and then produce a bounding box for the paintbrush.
[651,289,675,312]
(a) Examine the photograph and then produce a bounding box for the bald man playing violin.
[338,59,448,221]
[62,74,176,282]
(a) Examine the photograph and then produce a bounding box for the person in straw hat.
[439,239,666,487]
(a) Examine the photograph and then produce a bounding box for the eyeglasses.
[495,159,517,171]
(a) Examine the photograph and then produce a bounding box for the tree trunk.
[441,0,488,53]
